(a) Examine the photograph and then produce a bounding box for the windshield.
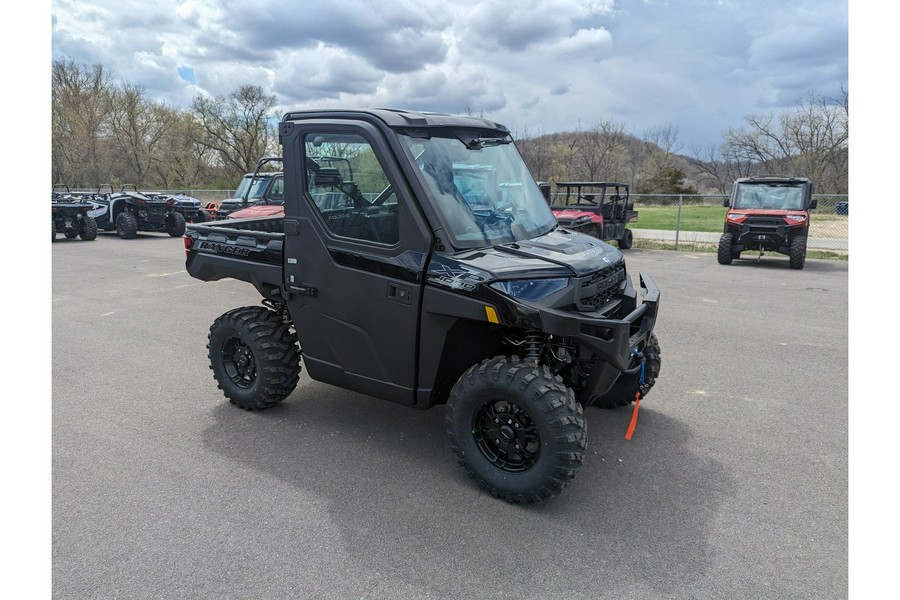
[400,134,556,248]
[734,183,806,210]
[234,175,272,200]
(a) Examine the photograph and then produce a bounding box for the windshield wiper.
[462,137,511,150]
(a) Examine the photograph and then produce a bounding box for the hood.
[228,205,285,219]
[440,227,622,281]
[170,195,200,207]
[730,208,809,217]
[552,207,603,224]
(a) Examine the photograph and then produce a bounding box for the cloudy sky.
[49,0,848,150]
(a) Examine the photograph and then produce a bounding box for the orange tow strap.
[625,391,641,440]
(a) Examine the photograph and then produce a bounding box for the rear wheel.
[65,231,78,239]
[593,334,661,409]
[52,219,57,242]
[167,211,186,237]
[116,211,138,239]
[79,216,98,241]
[194,209,212,223]
[618,228,634,249]
[208,306,301,410]
[717,233,734,265]
[446,356,586,504]
[789,236,807,270]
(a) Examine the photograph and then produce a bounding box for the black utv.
[183,109,663,504]
[90,185,187,239]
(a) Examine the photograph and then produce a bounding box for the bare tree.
[107,83,178,186]
[152,111,216,189]
[51,57,114,187]
[723,91,848,193]
[577,120,628,181]
[689,143,756,194]
[514,125,552,181]
[191,85,278,182]
[630,123,683,191]
[548,134,580,182]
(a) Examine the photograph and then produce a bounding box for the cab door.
[281,121,432,405]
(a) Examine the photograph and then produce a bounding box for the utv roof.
[555,181,630,188]
[281,108,510,134]
[736,176,811,184]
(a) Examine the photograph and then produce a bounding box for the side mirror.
[809,198,818,209]
[723,197,730,207]
[537,182,551,202]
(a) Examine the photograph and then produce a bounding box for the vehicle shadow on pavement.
[200,379,735,597]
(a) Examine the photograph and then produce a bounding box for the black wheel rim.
[221,337,257,389]
[472,400,540,472]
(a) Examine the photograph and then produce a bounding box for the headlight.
[490,278,569,301]
[785,215,807,223]
[727,213,747,223]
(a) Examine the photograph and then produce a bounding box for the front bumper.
[538,272,659,369]
[733,218,802,251]
[502,272,659,404]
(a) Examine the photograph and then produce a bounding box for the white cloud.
[50,0,848,148]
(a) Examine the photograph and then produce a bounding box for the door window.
[303,133,399,245]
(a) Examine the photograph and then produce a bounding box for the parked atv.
[51,185,98,242]
[545,182,638,249]
[90,185,186,239]
[717,176,816,269]
[128,187,212,223]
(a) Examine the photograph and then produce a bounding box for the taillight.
[183,235,193,258]
[132,198,147,207]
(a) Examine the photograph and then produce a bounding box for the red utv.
[717,176,816,269]
[545,181,637,249]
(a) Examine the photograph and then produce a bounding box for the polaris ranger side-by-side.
[718,176,816,269]
[205,159,285,220]
[183,109,663,503]
[547,181,638,249]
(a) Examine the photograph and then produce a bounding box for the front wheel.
[789,236,807,270]
[618,228,633,249]
[208,306,301,410]
[167,211,186,237]
[446,356,586,504]
[717,233,734,265]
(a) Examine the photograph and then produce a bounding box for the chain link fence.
[67,187,849,256]
[628,194,848,255]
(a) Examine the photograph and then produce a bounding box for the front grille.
[575,261,625,312]
[744,216,786,231]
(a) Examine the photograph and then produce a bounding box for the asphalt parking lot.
[50,231,848,599]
